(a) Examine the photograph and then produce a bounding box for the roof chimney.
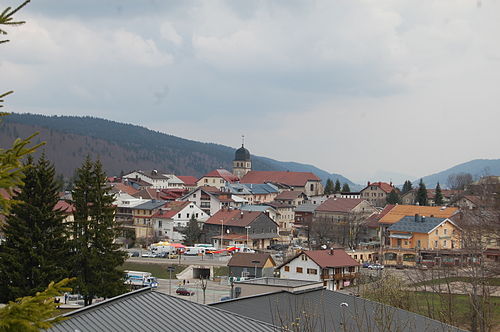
[367,181,370,186]
[414,214,420,222]
[240,211,244,219]
[329,248,334,255]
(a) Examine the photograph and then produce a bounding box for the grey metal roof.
[237,277,322,288]
[388,216,448,234]
[47,288,277,332]
[226,183,279,195]
[241,204,277,213]
[211,288,467,332]
[294,202,319,213]
[132,199,166,210]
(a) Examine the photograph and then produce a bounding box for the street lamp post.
[245,226,251,248]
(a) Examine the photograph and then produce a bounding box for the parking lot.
[155,278,231,304]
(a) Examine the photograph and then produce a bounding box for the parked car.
[128,251,140,257]
[141,252,155,258]
[220,296,232,301]
[176,287,194,296]
[362,262,371,268]
[368,264,384,270]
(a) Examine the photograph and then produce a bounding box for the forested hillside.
[1,113,356,186]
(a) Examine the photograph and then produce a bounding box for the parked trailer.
[125,271,158,289]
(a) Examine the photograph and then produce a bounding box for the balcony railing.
[321,272,358,280]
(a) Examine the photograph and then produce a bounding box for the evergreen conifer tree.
[70,157,126,306]
[341,183,351,192]
[324,179,334,195]
[386,189,401,205]
[401,180,413,194]
[334,179,341,193]
[0,154,69,303]
[434,182,444,206]
[181,216,203,246]
[416,179,428,206]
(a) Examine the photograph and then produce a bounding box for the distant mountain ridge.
[417,159,500,188]
[1,113,356,187]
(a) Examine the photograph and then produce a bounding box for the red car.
[176,287,194,296]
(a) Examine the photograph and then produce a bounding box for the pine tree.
[401,180,413,195]
[341,183,351,192]
[334,179,341,193]
[434,182,444,206]
[181,215,202,246]
[324,179,334,195]
[416,179,428,206]
[70,157,126,306]
[386,189,401,205]
[0,154,69,303]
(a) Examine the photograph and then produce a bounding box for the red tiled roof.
[54,200,75,214]
[362,182,395,194]
[110,182,139,196]
[202,169,240,183]
[379,205,458,224]
[197,186,223,195]
[151,201,191,219]
[228,253,275,268]
[274,190,305,200]
[240,171,321,187]
[205,209,265,227]
[316,198,365,213]
[132,188,161,200]
[177,176,198,186]
[305,249,360,268]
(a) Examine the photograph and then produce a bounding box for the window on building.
[296,267,303,273]
[284,266,290,272]
[417,240,421,248]
[158,220,162,228]
[435,229,438,235]
[193,194,197,198]
[434,240,438,247]
[178,213,181,218]
[196,213,199,218]
[204,179,208,183]
[443,240,447,247]
[307,268,317,275]
[301,255,308,261]
[444,229,447,235]
[187,213,190,218]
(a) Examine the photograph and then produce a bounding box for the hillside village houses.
[90,141,500,272]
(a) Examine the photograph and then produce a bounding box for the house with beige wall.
[360,182,397,207]
[387,216,461,250]
[278,249,360,291]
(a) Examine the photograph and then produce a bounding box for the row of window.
[283,266,317,275]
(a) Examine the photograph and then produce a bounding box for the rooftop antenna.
[241,134,245,147]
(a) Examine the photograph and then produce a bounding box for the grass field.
[408,292,500,331]
[121,262,185,279]
[413,277,500,287]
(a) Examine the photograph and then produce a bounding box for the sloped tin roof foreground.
[47,288,276,332]
[211,288,467,332]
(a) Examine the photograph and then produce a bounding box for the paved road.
[127,255,230,266]
[156,278,231,304]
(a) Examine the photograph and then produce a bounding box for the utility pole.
[220,219,224,249]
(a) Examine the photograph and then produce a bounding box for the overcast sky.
[2,0,499,183]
